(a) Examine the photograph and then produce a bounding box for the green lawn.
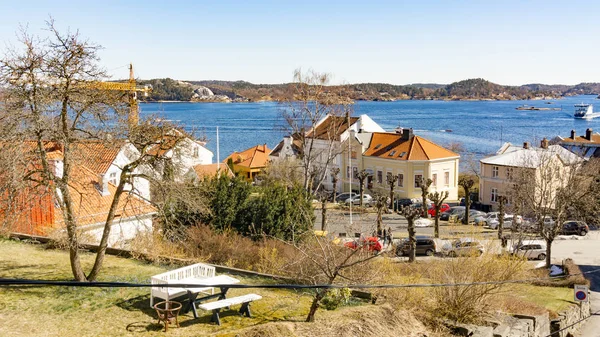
[0,239,313,337]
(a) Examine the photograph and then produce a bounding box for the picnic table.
[183,274,240,319]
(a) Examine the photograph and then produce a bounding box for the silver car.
[443,240,484,257]
[512,241,547,260]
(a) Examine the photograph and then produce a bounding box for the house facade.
[479,139,583,210]
[270,114,385,192]
[0,141,156,248]
[224,144,271,182]
[340,129,460,200]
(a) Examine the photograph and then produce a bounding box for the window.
[351,151,357,159]
[386,172,392,184]
[414,174,423,188]
[491,188,498,202]
[397,174,404,187]
[352,167,358,179]
[389,150,396,156]
[506,167,513,180]
[444,171,450,186]
[347,166,350,178]
[377,170,383,184]
[399,152,406,158]
[492,166,499,178]
[432,173,437,187]
[374,144,382,149]
[193,146,199,158]
[109,172,117,185]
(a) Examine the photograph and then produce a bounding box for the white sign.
[574,285,589,302]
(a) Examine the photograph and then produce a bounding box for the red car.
[428,203,450,217]
[344,237,382,253]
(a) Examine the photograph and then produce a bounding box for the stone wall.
[551,300,591,337]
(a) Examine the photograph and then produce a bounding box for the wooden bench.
[198,294,262,325]
[150,263,216,307]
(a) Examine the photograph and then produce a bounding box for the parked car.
[440,206,465,221]
[488,215,524,230]
[396,236,436,257]
[511,240,547,260]
[428,203,450,217]
[395,198,413,209]
[474,212,495,226]
[345,194,373,206]
[335,192,356,203]
[344,236,382,252]
[467,210,487,224]
[560,221,589,236]
[484,212,500,227]
[442,239,484,257]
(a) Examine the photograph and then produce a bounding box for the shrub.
[320,288,352,310]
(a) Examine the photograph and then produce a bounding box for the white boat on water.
[574,103,600,119]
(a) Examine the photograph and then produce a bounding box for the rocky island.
[136,78,600,103]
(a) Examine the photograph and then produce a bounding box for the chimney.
[586,128,593,141]
[395,127,403,134]
[541,138,549,149]
[401,128,414,141]
[571,130,576,140]
[98,174,110,196]
[523,142,529,149]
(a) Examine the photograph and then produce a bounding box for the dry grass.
[0,238,318,337]
[233,304,447,337]
[373,251,575,325]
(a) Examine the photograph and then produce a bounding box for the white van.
[511,240,547,260]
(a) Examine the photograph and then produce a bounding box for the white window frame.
[491,188,498,203]
[397,173,404,187]
[414,174,423,188]
[432,173,437,188]
[109,172,117,185]
[444,171,450,187]
[492,166,499,178]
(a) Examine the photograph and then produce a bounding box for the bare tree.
[429,191,448,238]
[386,172,399,210]
[497,196,507,247]
[281,233,380,322]
[458,175,475,225]
[330,167,340,202]
[400,206,421,262]
[507,148,590,268]
[0,22,185,281]
[280,69,353,194]
[356,169,369,207]
[373,194,387,235]
[419,177,433,217]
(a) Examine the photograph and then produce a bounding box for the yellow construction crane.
[81,63,151,127]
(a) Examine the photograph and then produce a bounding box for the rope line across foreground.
[2,267,600,290]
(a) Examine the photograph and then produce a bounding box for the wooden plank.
[198,294,262,311]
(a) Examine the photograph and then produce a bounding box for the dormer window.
[399,152,406,158]
[193,147,199,158]
[109,172,117,185]
[389,151,396,156]
[374,144,382,149]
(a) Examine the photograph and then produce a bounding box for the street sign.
[574,285,589,302]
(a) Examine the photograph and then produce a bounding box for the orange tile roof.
[192,163,234,177]
[71,141,123,175]
[224,144,271,169]
[307,115,359,141]
[560,133,600,144]
[53,163,156,227]
[363,133,459,161]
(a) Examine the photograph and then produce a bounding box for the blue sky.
[1,0,599,85]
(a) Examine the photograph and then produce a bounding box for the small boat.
[574,103,600,119]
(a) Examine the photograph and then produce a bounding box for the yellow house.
[223,144,271,182]
[341,129,460,201]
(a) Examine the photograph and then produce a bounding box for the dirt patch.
[234,304,443,337]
